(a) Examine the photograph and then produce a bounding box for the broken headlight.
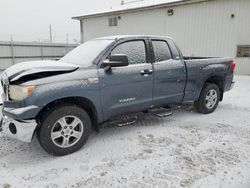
[9,85,35,101]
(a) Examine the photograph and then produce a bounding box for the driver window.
[111,40,146,65]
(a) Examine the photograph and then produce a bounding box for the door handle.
[141,69,153,75]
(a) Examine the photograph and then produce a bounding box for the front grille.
[3,83,9,101]
[1,73,9,101]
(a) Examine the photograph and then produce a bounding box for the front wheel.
[194,83,220,114]
[37,104,91,156]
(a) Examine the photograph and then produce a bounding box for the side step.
[149,107,173,117]
[108,107,173,127]
[109,115,138,127]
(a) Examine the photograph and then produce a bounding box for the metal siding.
[0,46,12,57]
[14,58,43,64]
[0,42,77,70]
[235,58,250,75]
[42,47,68,56]
[0,59,12,70]
[14,46,41,57]
[81,0,250,74]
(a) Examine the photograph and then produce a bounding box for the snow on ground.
[0,75,250,188]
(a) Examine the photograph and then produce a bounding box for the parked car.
[0,35,235,156]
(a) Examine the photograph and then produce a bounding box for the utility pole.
[10,34,15,65]
[49,24,52,44]
[66,33,69,45]
[66,33,69,53]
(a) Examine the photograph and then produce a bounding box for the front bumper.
[0,107,37,143]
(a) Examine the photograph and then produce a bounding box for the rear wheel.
[194,83,220,114]
[37,104,91,156]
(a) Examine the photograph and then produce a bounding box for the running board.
[107,107,172,127]
[149,107,173,117]
[109,115,138,127]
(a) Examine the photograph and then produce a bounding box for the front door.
[98,39,153,120]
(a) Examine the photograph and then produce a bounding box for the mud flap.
[0,118,2,132]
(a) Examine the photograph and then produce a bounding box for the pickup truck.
[0,35,235,156]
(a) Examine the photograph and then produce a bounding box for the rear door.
[98,39,153,120]
[151,39,186,106]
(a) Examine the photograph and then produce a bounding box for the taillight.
[229,61,236,71]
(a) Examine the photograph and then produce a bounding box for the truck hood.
[2,60,79,84]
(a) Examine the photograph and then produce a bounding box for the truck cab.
[98,36,187,120]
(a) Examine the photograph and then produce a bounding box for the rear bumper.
[0,105,38,143]
[230,81,235,90]
[224,78,235,92]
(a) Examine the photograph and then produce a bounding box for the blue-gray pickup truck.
[0,35,235,156]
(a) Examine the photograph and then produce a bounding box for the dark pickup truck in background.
[0,35,235,156]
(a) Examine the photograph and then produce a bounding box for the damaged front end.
[0,60,79,142]
[6,60,78,84]
[0,73,38,143]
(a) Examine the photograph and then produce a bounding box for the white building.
[73,0,250,75]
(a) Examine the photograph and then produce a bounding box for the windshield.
[60,39,114,66]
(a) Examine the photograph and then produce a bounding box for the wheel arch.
[36,96,99,132]
[203,75,225,101]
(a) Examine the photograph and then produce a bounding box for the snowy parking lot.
[0,75,249,188]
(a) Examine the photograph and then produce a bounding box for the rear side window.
[111,40,146,64]
[152,40,172,62]
[167,39,180,60]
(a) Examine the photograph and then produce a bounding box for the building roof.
[72,0,201,20]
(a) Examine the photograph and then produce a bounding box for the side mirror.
[103,54,129,69]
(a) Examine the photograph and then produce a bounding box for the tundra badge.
[119,97,136,103]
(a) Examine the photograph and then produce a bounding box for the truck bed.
[184,57,233,66]
[183,56,217,60]
[182,56,234,102]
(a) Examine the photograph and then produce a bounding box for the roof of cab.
[96,35,173,40]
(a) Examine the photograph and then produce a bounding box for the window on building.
[113,17,118,26]
[108,18,113,27]
[152,40,172,62]
[237,46,250,57]
[111,40,146,64]
[109,17,118,27]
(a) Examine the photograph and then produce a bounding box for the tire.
[194,83,220,114]
[37,104,91,156]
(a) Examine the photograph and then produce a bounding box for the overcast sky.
[0,0,122,43]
